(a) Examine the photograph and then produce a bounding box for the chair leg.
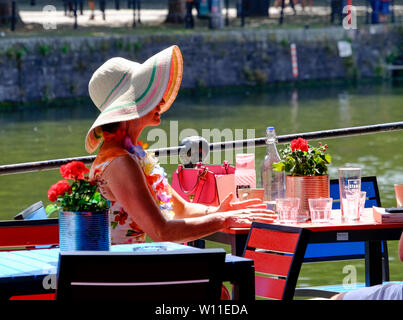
[382,240,390,282]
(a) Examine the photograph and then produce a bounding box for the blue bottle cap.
[267,126,274,130]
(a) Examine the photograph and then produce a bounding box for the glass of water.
[339,168,361,222]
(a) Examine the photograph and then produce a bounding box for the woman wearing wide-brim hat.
[86,45,275,244]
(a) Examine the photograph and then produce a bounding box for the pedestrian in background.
[88,0,95,20]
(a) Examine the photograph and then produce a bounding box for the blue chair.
[296,176,390,297]
[13,201,54,249]
[14,201,48,220]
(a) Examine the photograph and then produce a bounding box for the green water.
[1,81,402,289]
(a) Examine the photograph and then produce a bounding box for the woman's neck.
[126,119,145,146]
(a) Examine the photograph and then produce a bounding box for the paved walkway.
[19,5,399,28]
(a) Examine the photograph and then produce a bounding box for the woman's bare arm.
[102,154,275,242]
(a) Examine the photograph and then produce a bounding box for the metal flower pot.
[59,210,110,251]
[285,175,330,222]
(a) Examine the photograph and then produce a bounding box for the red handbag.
[171,162,235,206]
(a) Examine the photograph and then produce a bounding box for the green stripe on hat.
[101,59,157,115]
[99,71,129,109]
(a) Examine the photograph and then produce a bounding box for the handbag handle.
[176,165,208,195]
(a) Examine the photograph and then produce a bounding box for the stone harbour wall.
[0,24,401,103]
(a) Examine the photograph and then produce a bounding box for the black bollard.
[241,0,245,27]
[73,0,78,29]
[137,0,141,23]
[11,1,16,31]
[225,0,229,26]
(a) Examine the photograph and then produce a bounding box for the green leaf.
[272,161,285,172]
[45,204,59,217]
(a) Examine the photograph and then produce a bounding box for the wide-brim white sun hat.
[85,45,183,154]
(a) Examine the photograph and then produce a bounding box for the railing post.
[225,0,229,26]
[10,0,16,31]
[185,0,194,29]
[137,0,141,24]
[132,0,136,28]
[279,0,285,25]
[73,0,78,29]
[241,0,245,27]
[391,0,395,23]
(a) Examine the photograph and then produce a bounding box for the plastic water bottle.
[261,127,285,202]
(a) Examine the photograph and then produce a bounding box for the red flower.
[290,138,309,152]
[60,161,89,180]
[48,180,72,202]
[155,180,167,193]
[146,174,160,186]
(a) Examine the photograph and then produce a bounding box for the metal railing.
[1,121,403,176]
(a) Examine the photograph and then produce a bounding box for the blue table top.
[0,242,196,279]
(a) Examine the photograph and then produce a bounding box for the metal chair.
[56,248,226,301]
[243,222,314,300]
[303,176,389,282]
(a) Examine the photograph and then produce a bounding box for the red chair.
[0,219,59,300]
[0,219,59,249]
[243,222,310,300]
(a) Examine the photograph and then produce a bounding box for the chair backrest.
[0,219,59,249]
[304,176,386,262]
[56,248,226,301]
[330,176,382,209]
[243,222,309,300]
[14,201,48,220]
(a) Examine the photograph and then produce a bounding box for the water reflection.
[338,92,351,123]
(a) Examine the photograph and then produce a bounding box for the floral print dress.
[90,144,174,244]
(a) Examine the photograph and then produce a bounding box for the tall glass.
[394,184,403,208]
[339,168,361,222]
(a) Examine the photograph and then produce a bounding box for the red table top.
[221,208,403,234]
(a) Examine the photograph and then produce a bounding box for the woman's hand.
[215,193,268,213]
[222,208,277,228]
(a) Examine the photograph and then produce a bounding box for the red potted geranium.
[273,138,332,221]
[46,161,107,214]
[46,161,109,251]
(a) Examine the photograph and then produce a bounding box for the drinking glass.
[394,184,403,208]
[308,198,333,223]
[276,198,300,224]
[339,168,361,222]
